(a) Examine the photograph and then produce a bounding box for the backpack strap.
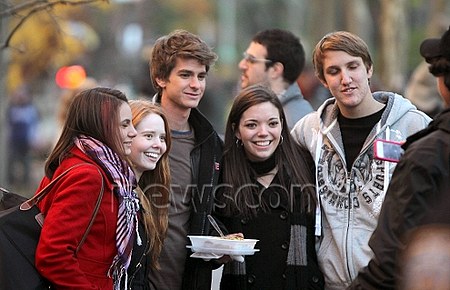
[19,163,106,256]
[20,163,90,210]
[75,167,105,255]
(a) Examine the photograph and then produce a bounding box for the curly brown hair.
[150,29,217,95]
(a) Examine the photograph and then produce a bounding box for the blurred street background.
[0,0,449,200]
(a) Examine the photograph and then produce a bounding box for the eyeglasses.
[242,52,273,64]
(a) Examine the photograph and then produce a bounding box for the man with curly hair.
[149,29,223,290]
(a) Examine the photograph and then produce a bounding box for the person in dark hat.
[420,25,450,107]
[420,25,450,62]
[347,26,450,290]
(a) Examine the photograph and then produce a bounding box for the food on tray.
[187,235,258,252]
[222,234,244,240]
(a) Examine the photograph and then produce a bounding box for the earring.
[278,135,284,145]
[236,138,243,147]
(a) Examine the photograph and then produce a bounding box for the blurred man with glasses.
[239,28,314,129]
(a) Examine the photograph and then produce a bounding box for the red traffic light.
[55,65,87,89]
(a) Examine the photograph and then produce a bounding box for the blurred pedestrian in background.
[35,87,138,289]
[6,85,39,192]
[239,29,313,129]
[348,25,450,290]
[297,63,332,111]
[291,31,431,290]
[404,15,449,118]
[404,61,444,118]
[215,84,324,290]
[148,29,223,290]
[126,100,171,289]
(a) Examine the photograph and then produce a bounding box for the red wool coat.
[35,147,118,289]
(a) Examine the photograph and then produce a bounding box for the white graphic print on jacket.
[291,91,432,290]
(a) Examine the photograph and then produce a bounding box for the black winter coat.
[181,108,224,290]
[216,172,324,290]
[348,108,450,290]
[126,214,152,290]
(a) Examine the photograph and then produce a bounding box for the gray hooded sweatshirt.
[291,91,431,290]
[279,82,313,129]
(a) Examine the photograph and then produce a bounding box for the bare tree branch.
[1,0,107,50]
[1,0,48,17]
[1,0,105,16]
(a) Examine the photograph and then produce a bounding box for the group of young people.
[32,25,449,290]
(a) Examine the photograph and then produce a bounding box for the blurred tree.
[0,0,106,190]
[1,0,105,94]
[309,0,337,43]
[151,0,213,34]
[379,0,408,93]
[344,0,373,47]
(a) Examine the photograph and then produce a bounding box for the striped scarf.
[75,136,140,290]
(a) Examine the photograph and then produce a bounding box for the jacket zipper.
[344,174,353,281]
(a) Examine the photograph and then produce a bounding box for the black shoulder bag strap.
[19,163,106,256]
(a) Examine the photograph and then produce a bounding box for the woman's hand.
[214,232,245,264]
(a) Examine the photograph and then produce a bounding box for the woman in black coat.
[215,85,324,290]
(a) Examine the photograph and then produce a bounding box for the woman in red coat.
[35,87,138,289]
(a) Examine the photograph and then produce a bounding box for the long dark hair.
[219,84,316,218]
[45,87,128,178]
